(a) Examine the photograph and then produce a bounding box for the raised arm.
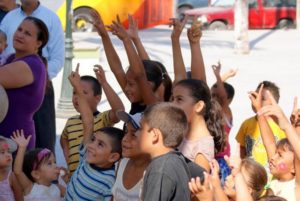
[94,64,124,123]
[127,15,150,60]
[188,18,206,83]
[108,17,157,104]
[221,68,238,82]
[212,62,230,108]
[91,10,127,91]
[249,85,277,160]
[11,130,33,195]
[170,17,188,84]
[68,64,93,145]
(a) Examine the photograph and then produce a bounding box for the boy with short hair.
[64,65,124,201]
[60,65,124,175]
[236,81,286,175]
[137,102,191,201]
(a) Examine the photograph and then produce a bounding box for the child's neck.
[0,167,9,180]
[277,173,295,182]
[186,117,210,140]
[36,179,52,187]
[150,146,173,159]
[129,155,150,167]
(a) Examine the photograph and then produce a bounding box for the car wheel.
[208,21,227,30]
[73,7,95,32]
[177,6,192,20]
[277,19,294,29]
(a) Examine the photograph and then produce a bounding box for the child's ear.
[151,128,161,145]
[108,152,120,163]
[96,95,101,102]
[31,170,40,180]
[194,100,205,113]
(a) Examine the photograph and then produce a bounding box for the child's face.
[122,123,142,158]
[86,132,117,167]
[171,85,196,122]
[269,146,295,178]
[125,71,142,103]
[0,141,12,168]
[72,80,100,112]
[37,153,59,183]
[136,118,153,154]
[0,35,7,54]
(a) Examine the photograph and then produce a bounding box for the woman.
[0,16,49,149]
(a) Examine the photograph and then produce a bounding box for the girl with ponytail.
[172,79,226,171]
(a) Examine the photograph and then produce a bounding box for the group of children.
[0,12,299,201]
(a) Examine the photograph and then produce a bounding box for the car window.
[263,0,296,7]
[212,0,235,7]
[249,0,258,8]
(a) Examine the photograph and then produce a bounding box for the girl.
[172,78,226,171]
[112,111,151,200]
[12,130,64,201]
[0,136,22,201]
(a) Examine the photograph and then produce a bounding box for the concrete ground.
[52,27,300,166]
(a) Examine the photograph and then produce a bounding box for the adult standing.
[0,0,65,151]
[0,16,49,149]
[0,0,18,22]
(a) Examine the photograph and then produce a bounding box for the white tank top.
[24,183,61,201]
[112,158,142,201]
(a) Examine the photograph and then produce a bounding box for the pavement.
[52,26,300,167]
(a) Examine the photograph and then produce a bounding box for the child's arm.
[11,129,33,195]
[249,85,277,160]
[290,97,300,134]
[127,15,150,60]
[221,68,238,82]
[170,17,188,84]
[189,173,213,201]
[91,10,127,91]
[94,65,124,123]
[108,18,157,104]
[188,17,206,83]
[195,154,210,172]
[10,172,24,201]
[210,160,230,201]
[68,64,93,145]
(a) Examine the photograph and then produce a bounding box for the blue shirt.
[64,144,116,201]
[0,3,65,79]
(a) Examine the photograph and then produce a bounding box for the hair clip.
[33,148,51,170]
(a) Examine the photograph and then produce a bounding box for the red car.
[184,0,296,29]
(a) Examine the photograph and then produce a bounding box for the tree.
[234,0,250,54]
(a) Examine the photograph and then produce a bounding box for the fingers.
[266,90,277,105]
[116,14,121,24]
[211,159,220,175]
[293,97,298,113]
[75,63,80,73]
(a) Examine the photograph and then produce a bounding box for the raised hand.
[187,16,202,44]
[11,129,31,149]
[210,159,222,187]
[248,83,263,112]
[189,173,213,201]
[68,63,81,89]
[93,64,107,84]
[212,61,221,77]
[170,16,188,39]
[127,14,139,40]
[107,15,130,41]
[90,10,107,36]
[290,97,300,127]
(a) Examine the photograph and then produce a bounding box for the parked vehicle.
[184,0,296,29]
[176,0,210,19]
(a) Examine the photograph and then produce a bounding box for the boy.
[137,102,191,201]
[236,81,286,175]
[60,65,124,175]
[64,66,124,201]
[0,29,8,65]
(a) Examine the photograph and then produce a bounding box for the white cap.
[116,111,142,129]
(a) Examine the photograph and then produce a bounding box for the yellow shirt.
[236,116,286,171]
[61,110,113,174]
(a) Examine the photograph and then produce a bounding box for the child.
[64,65,123,200]
[0,29,8,65]
[236,81,286,175]
[111,111,151,200]
[137,102,191,201]
[12,130,63,200]
[172,78,226,171]
[60,64,124,175]
[253,91,300,201]
[0,135,22,201]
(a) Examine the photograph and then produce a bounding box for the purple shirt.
[0,54,46,149]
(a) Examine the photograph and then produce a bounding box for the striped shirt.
[61,111,113,174]
[64,144,116,201]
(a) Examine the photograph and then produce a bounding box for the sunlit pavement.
[53,27,300,167]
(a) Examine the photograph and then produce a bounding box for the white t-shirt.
[24,183,61,201]
[270,178,296,201]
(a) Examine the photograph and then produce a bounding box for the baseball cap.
[0,85,9,123]
[0,135,17,153]
[117,111,142,129]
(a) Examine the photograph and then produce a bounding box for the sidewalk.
[53,26,300,166]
